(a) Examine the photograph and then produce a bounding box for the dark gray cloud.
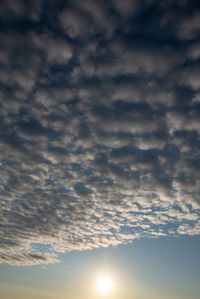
[0,0,199,265]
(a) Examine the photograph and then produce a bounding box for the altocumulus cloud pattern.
[0,0,200,265]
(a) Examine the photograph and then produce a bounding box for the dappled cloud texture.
[0,0,200,265]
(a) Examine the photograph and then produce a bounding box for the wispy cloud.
[0,0,199,265]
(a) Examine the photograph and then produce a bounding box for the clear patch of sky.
[0,236,200,299]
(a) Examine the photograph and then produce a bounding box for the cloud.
[31,33,73,65]
[59,0,116,39]
[177,223,200,235]
[0,0,199,266]
[188,42,200,60]
[0,253,59,266]
[177,12,200,40]
[77,39,182,80]
[112,0,141,18]
[0,0,43,21]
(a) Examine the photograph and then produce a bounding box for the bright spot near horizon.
[96,274,113,295]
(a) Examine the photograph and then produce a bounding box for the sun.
[96,274,113,295]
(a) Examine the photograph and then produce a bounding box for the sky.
[0,0,200,298]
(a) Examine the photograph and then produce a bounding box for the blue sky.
[0,0,200,298]
[0,237,200,298]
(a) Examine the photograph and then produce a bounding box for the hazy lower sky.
[0,0,200,298]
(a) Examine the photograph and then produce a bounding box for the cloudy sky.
[0,0,200,298]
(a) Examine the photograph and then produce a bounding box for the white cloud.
[177,12,200,40]
[32,33,73,64]
[0,0,200,266]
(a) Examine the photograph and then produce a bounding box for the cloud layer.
[0,0,200,265]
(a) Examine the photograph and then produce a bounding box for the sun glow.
[96,274,113,295]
